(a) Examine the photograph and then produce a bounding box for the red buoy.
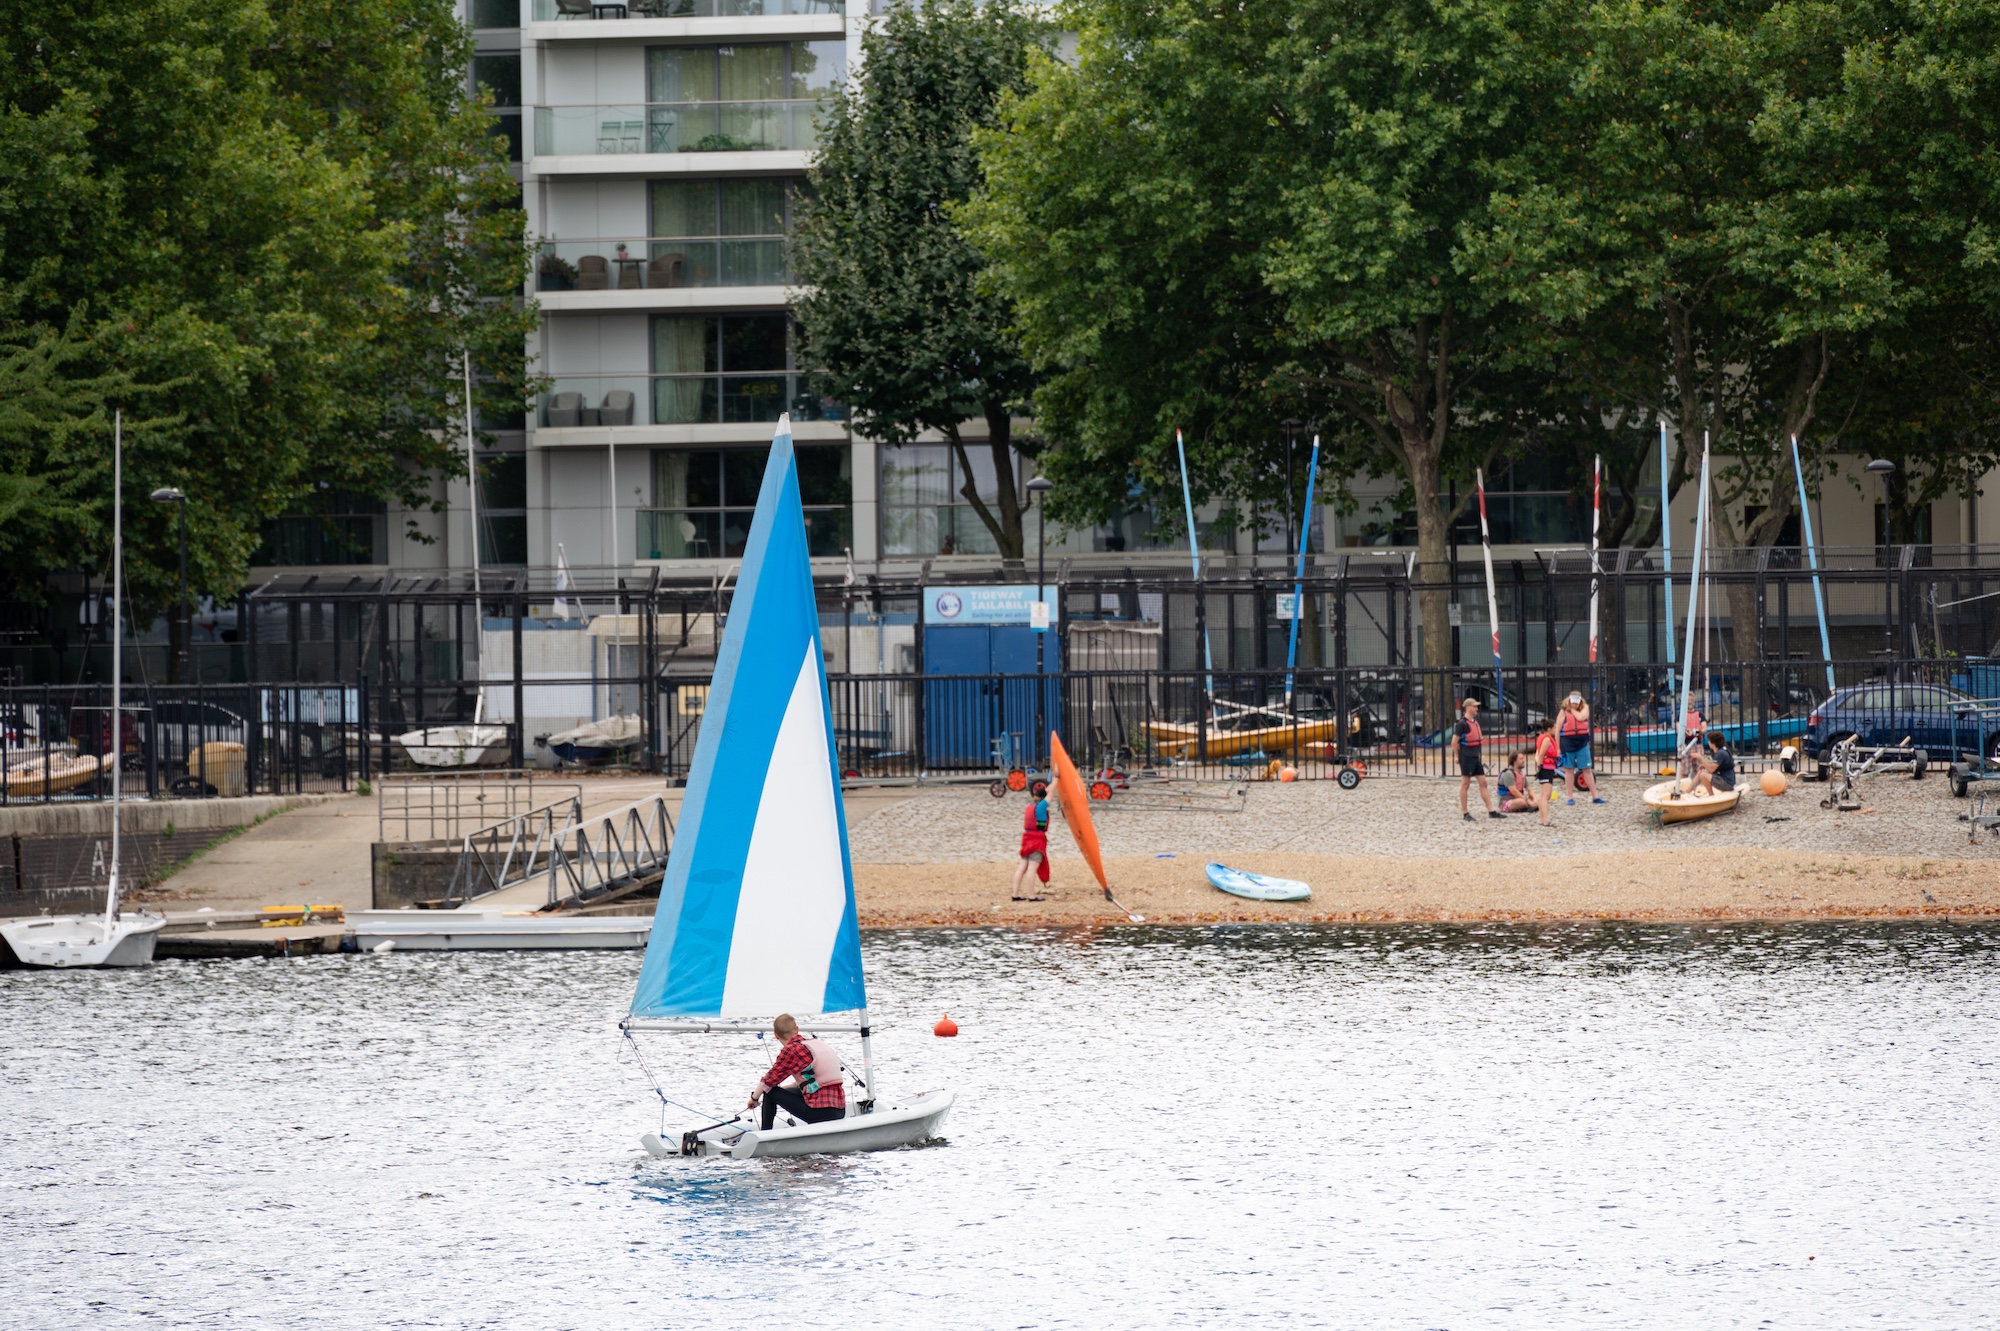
[934,1013,959,1037]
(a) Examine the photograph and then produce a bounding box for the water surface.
[3,922,1995,1327]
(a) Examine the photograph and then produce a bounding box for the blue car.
[1803,682,1997,766]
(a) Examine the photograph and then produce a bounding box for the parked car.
[1803,682,1995,766]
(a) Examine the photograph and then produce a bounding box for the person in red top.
[1011,779,1053,901]
[747,1013,847,1131]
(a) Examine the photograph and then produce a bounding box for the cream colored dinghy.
[644,1089,955,1160]
[1642,777,1741,824]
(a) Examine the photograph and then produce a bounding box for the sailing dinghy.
[624,416,951,1159]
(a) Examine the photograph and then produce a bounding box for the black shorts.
[1458,753,1485,777]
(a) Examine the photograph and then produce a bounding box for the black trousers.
[761,1086,846,1131]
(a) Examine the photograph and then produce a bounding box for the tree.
[0,0,532,618]
[966,0,1573,676]
[790,0,1047,563]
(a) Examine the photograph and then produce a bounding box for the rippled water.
[4,923,1997,1328]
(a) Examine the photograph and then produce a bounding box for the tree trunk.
[944,405,1025,564]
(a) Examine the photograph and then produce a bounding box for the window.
[471,0,518,29]
[255,490,388,567]
[648,178,794,286]
[474,54,523,163]
[880,444,1016,557]
[477,451,529,566]
[652,314,835,425]
[642,445,851,559]
[639,43,845,152]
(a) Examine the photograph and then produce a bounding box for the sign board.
[1029,600,1051,631]
[923,585,1058,626]
[1275,593,1299,621]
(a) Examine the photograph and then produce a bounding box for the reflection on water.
[4,922,1998,1328]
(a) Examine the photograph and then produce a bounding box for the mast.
[1282,435,1320,708]
[1661,421,1675,696]
[1476,468,1504,713]
[1790,434,1836,692]
[1588,455,1601,665]
[1674,436,1711,770]
[105,410,123,929]
[1175,430,1214,702]
[462,352,485,725]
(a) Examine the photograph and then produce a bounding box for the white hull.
[1,913,164,968]
[397,726,511,768]
[648,1090,955,1160]
[1206,862,1312,901]
[350,911,650,950]
[1642,777,1742,823]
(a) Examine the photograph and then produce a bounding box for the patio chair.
[645,252,684,288]
[556,0,591,15]
[546,392,583,427]
[576,255,610,290]
[599,390,635,426]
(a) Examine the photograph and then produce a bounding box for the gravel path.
[847,773,1998,864]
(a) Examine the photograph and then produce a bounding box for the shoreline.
[852,849,2000,927]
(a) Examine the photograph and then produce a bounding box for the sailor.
[747,1013,848,1131]
[1011,779,1053,901]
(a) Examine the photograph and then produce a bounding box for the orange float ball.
[934,1013,959,1037]
[1278,766,1298,782]
[1760,769,1788,797]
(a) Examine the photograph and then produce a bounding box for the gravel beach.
[846,774,2000,925]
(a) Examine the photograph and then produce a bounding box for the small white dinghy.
[621,417,951,1161]
[397,724,510,768]
[1641,777,1741,824]
[349,910,650,951]
[1206,862,1312,902]
[1,413,164,971]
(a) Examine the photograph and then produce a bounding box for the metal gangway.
[442,792,675,912]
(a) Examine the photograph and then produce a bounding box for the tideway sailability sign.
[922,585,1058,627]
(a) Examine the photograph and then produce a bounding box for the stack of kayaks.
[1205,862,1312,902]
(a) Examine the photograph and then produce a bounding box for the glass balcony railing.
[638,505,850,559]
[533,102,820,156]
[533,0,843,19]
[536,238,786,291]
[540,376,846,427]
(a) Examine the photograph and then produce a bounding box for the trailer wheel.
[1336,767,1362,790]
[1006,769,1028,792]
[1949,772,1969,798]
[1911,750,1929,781]
[1089,781,1114,801]
[989,780,1007,798]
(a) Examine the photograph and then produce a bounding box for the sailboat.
[0,411,165,968]
[623,416,952,1160]
[1644,435,1741,824]
[398,353,510,769]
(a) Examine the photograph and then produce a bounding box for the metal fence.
[0,682,364,804]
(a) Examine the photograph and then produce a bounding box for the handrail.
[539,793,676,908]
[441,792,587,907]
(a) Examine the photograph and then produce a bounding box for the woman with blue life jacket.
[1011,779,1053,901]
[747,1013,848,1130]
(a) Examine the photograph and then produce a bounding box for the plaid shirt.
[760,1034,846,1110]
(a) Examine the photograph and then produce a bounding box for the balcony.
[533,101,820,156]
[540,375,845,427]
[532,0,842,18]
[536,237,785,291]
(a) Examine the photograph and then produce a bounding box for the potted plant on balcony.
[538,251,579,291]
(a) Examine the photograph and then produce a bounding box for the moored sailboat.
[622,415,951,1159]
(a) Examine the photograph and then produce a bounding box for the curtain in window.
[648,47,710,102]
[720,180,785,235]
[718,44,785,99]
[651,181,716,237]
[653,317,716,374]
[880,445,950,507]
[789,41,846,97]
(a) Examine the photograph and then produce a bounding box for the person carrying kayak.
[1011,779,1053,901]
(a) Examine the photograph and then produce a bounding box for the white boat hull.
[0,913,165,968]
[1206,862,1312,902]
[1642,777,1742,824]
[350,911,651,950]
[397,726,511,769]
[648,1090,955,1160]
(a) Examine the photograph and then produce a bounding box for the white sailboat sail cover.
[629,417,867,1019]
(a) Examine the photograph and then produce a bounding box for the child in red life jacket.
[1011,779,1053,901]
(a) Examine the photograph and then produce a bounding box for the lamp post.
[1026,475,1055,755]
[151,487,187,684]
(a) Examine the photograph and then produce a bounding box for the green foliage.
[791,0,1047,560]
[0,0,533,610]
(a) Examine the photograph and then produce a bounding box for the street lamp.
[1026,475,1055,754]
[151,487,188,684]
[1867,458,1897,657]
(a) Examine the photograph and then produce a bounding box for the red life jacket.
[1560,709,1591,738]
[1023,799,1048,832]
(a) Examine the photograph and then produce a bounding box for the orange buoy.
[1760,769,1788,797]
[934,1014,959,1037]
[1278,766,1298,782]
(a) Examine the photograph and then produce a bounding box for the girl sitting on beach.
[1496,751,1541,815]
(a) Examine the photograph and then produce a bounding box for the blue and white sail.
[629,416,866,1019]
